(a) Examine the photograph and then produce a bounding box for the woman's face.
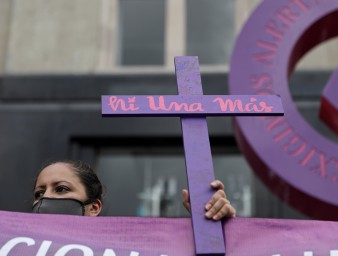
[34,162,101,216]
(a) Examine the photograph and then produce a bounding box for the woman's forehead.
[36,163,80,185]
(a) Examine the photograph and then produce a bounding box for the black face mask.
[32,198,92,216]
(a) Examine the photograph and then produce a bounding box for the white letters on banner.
[0,237,169,256]
[0,237,35,255]
[36,241,52,256]
[272,251,338,256]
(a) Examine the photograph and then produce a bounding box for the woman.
[33,160,236,220]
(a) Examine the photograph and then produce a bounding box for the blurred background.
[0,0,337,218]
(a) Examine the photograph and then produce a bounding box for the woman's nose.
[43,189,55,198]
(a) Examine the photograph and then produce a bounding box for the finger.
[205,198,236,220]
[205,197,227,219]
[182,189,189,203]
[205,189,227,211]
[210,180,225,190]
[182,189,191,212]
[212,204,236,221]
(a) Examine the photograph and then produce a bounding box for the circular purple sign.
[229,0,338,219]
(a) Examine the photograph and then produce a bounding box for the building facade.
[0,0,337,218]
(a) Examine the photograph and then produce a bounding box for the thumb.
[182,189,191,212]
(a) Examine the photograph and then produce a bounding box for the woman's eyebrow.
[34,185,45,191]
[54,181,73,185]
[35,181,73,190]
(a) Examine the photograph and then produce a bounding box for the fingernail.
[211,181,217,186]
[213,215,220,221]
[205,212,212,218]
[205,203,211,210]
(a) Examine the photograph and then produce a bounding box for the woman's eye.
[55,186,70,193]
[34,191,44,200]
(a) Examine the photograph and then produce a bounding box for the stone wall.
[0,0,337,74]
[0,0,12,74]
[5,0,100,74]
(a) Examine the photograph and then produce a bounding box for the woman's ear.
[86,199,102,216]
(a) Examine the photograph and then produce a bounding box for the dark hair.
[37,160,103,202]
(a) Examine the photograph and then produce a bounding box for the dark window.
[119,0,165,65]
[186,0,235,65]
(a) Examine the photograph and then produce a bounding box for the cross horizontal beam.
[102,95,283,116]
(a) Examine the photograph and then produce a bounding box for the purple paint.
[102,56,284,255]
[174,56,225,255]
[229,0,338,219]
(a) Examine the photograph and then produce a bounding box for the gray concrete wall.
[0,0,12,74]
[1,0,337,73]
[5,0,101,74]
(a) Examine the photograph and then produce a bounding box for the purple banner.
[101,95,283,116]
[1,210,338,256]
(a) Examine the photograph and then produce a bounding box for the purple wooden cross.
[102,56,283,255]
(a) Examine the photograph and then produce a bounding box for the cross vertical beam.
[175,56,225,255]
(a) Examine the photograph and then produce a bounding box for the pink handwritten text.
[109,96,139,111]
[212,97,273,112]
[147,96,204,112]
